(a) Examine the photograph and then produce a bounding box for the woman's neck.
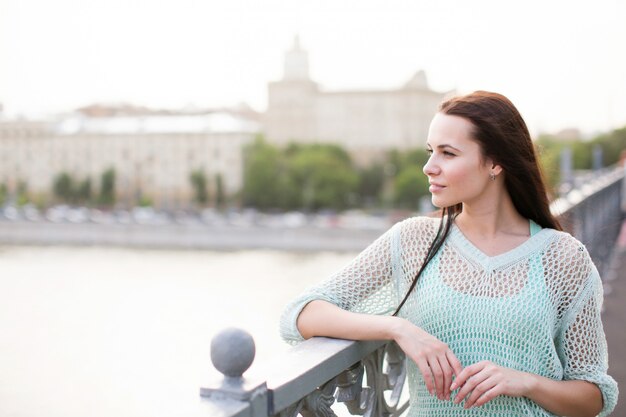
[455,191,529,239]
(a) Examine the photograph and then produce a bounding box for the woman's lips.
[429,184,446,193]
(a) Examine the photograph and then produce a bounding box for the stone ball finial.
[210,328,255,378]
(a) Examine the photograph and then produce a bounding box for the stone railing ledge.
[200,398,254,417]
[200,328,268,417]
[202,329,405,417]
[264,338,386,414]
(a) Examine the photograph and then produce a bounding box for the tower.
[283,35,310,81]
[265,36,318,144]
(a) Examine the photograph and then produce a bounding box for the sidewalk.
[603,220,626,416]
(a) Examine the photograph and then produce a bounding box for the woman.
[280,91,618,416]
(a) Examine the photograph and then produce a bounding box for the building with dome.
[264,37,451,162]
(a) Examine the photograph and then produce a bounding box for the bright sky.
[1,0,625,136]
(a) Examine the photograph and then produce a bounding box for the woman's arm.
[450,360,602,416]
[298,300,463,401]
[297,299,400,340]
[280,221,401,344]
[525,374,602,417]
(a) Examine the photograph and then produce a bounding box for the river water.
[0,245,357,417]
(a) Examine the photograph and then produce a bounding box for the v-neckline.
[448,220,550,270]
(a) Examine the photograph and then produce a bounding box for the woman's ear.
[491,162,503,176]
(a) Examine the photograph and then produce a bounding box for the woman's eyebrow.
[427,143,462,152]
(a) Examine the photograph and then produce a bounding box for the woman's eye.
[426,149,433,155]
[443,151,455,157]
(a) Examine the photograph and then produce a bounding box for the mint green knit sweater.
[280,216,618,416]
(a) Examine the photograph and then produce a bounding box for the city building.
[264,37,451,163]
[0,108,259,209]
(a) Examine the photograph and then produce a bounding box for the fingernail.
[450,382,457,390]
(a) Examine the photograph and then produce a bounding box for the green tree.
[138,195,153,207]
[52,173,95,205]
[16,181,29,206]
[571,141,592,169]
[387,148,429,173]
[0,183,7,206]
[402,149,430,170]
[76,178,92,204]
[384,148,430,209]
[357,163,385,206]
[393,166,429,209]
[190,169,209,205]
[534,136,594,193]
[534,139,560,192]
[591,127,626,166]
[242,139,360,211]
[536,147,561,193]
[215,174,225,208]
[241,138,287,210]
[286,144,359,211]
[53,172,75,203]
[98,168,116,207]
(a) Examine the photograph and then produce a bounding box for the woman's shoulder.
[391,215,441,243]
[395,215,440,232]
[539,228,598,290]
[541,228,591,261]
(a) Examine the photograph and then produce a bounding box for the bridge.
[203,165,625,417]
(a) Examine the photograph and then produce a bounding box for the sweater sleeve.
[557,265,618,417]
[279,221,402,344]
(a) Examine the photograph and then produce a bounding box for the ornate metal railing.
[201,331,408,417]
[551,165,624,277]
[202,165,624,417]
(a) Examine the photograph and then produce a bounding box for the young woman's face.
[423,113,495,208]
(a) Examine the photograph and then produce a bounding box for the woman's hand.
[391,318,463,401]
[450,360,533,408]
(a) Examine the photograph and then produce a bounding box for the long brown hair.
[393,91,562,316]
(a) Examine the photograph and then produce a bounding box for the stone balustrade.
[201,328,408,417]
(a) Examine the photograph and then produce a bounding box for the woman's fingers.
[472,384,503,408]
[455,374,491,405]
[451,361,483,390]
[450,368,467,392]
[453,363,490,404]
[446,349,463,377]
[428,357,445,399]
[415,358,435,396]
[462,376,498,408]
[452,361,528,408]
[395,326,463,400]
[437,355,454,400]
[416,355,453,399]
[444,349,463,400]
[425,348,461,400]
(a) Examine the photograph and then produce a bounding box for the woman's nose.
[423,156,439,176]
